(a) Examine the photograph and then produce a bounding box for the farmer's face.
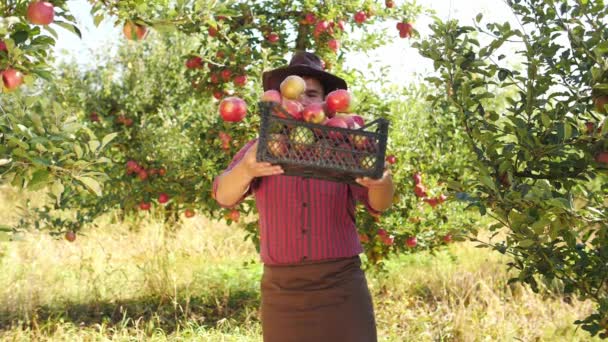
[298,77,324,107]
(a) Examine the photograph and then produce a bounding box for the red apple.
[385,155,397,165]
[0,40,7,52]
[213,90,223,100]
[123,22,148,40]
[424,197,439,208]
[2,68,24,90]
[280,75,306,100]
[334,113,356,128]
[90,112,100,122]
[354,11,367,24]
[126,160,139,173]
[278,99,304,120]
[64,231,76,242]
[302,103,326,124]
[412,172,422,184]
[304,13,316,25]
[267,134,289,157]
[184,209,195,218]
[219,96,247,122]
[233,75,247,87]
[350,114,365,127]
[27,1,54,25]
[414,183,427,198]
[438,194,448,203]
[325,89,351,113]
[406,236,417,248]
[208,26,218,37]
[443,234,453,243]
[261,90,282,103]
[229,210,240,222]
[334,143,356,166]
[266,32,280,43]
[596,151,608,164]
[399,23,414,38]
[158,193,169,204]
[185,56,203,69]
[220,69,232,82]
[314,20,330,37]
[359,233,370,243]
[159,168,167,176]
[139,202,151,211]
[595,95,608,114]
[219,131,231,144]
[325,117,349,141]
[328,39,340,53]
[138,170,148,181]
[385,0,395,8]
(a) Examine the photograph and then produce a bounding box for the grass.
[0,186,601,341]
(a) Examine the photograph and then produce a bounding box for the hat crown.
[288,51,324,71]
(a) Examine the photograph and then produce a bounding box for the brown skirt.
[260,256,377,342]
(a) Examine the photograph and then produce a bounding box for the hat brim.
[262,65,347,95]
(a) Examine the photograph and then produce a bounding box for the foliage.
[415,0,608,336]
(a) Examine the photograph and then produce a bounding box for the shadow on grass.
[0,287,260,334]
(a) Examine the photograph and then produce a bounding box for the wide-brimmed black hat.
[262,51,347,94]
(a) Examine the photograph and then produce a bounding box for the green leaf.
[76,176,103,196]
[100,132,118,151]
[88,140,100,153]
[28,169,50,190]
[480,175,498,192]
[74,144,83,159]
[519,239,535,248]
[54,21,82,39]
[51,180,64,204]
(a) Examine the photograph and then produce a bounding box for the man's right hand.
[239,141,284,180]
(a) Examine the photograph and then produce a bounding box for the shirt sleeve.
[349,183,381,216]
[212,139,258,208]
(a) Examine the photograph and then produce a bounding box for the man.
[213,51,394,342]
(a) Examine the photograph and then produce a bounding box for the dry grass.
[0,186,600,341]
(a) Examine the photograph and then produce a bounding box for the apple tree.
[415,0,608,336]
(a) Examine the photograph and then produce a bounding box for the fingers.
[249,163,283,177]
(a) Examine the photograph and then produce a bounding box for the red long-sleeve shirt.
[213,139,379,265]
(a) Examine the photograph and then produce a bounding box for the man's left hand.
[355,169,392,188]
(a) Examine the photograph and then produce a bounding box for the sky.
[51,0,517,84]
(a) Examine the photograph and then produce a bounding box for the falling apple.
[325,89,351,113]
[219,96,247,122]
[280,75,306,100]
[27,1,54,25]
[64,231,76,242]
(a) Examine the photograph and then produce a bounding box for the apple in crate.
[267,134,289,157]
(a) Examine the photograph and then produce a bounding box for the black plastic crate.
[256,101,389,184]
